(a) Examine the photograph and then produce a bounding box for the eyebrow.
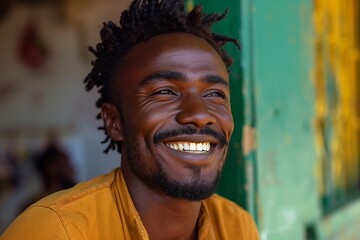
[140,71,229,87]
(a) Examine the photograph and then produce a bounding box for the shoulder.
[203,194,259,239]
[38,168,119,208]
[1,169,120,240]
[1,204,75,240]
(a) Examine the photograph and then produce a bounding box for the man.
[19,136,76,213]
[2,0,259,239]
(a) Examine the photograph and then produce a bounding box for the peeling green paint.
[249,1,321,239]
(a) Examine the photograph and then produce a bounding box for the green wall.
[245,1,360,239]
[247,0,320,239]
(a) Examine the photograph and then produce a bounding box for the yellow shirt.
[1,168,259,240]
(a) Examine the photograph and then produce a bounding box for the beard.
[123,127,228,201]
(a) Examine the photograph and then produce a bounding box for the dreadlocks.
[84,0,240,154]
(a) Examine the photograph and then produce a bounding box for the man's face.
[110,32,234,200]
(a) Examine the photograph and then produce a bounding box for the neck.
[122,164,201,240]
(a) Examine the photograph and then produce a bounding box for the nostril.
[176,93,216,127]
[175,107,216,128]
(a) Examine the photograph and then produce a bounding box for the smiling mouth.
[165,142,211,154]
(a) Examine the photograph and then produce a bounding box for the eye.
[152,89,177,96]
[204,91,226,99]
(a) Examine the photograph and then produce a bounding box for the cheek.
[228,112,235,134]
[124,104,177,141]
[224,117,234,139]
[138,100,179,124]
[213,107,234,137]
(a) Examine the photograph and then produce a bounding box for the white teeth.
[184,143,190,151]
[165,142,211,153]
[202,143,207,151]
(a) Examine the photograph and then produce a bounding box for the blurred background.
[0,0,358,239]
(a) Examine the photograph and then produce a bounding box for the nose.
[176,92,216,128]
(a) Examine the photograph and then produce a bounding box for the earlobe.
[101,103,124,142]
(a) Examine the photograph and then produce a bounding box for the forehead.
[115,32,229,88]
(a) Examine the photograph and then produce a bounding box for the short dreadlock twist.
[84,0,240,154]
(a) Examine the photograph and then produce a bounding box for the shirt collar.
[115,169,149,240]
[197,201,216,240]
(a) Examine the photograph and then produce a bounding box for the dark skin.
[101,33,234,240]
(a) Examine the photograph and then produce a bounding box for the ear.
[101,103,124,142]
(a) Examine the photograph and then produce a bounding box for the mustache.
[153,126,228,147]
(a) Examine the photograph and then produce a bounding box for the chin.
[151,167,222,201]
